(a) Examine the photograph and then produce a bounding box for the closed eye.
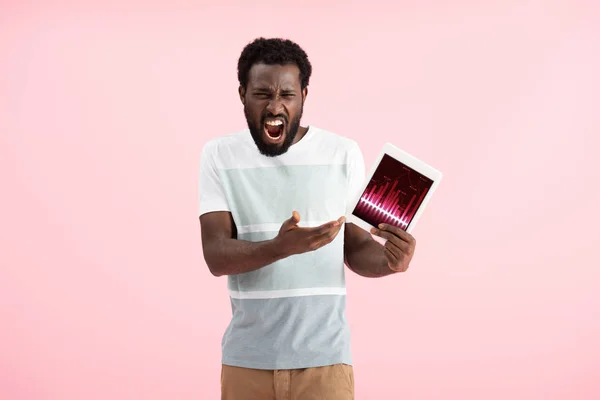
[252,92,295,98]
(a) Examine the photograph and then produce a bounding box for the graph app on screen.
[352,154,434,231]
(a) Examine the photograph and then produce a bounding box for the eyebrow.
[251,86,296,93]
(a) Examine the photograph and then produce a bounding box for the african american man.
[198,37,417,400]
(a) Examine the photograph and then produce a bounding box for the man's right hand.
[273,211,346,257]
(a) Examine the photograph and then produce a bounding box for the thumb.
[291,210,301,224]
[281,210,301,230]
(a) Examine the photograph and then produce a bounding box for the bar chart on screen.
[352,154,434,231]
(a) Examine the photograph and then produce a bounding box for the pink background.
[1,1,599,399]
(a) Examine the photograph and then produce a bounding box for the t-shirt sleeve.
[198,141,231,216]
[346,141,366,213]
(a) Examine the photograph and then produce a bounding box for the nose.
[266,97,284,115]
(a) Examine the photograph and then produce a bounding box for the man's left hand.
[369,224,416,272]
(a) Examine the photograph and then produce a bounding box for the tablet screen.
[352,154,434,231]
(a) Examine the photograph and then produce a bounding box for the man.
[198,37,416,400]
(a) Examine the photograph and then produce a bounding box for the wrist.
[268,236,289,260]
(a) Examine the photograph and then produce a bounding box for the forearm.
[345,239,396,278]
[204,238,286,277]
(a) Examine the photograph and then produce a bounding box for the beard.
[244,105,303,157]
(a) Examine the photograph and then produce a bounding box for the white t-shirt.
[198,125,365,369]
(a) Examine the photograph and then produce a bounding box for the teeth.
[265,120,283,126]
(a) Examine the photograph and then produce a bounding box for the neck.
[292,125,309,145]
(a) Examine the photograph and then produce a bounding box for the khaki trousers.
[221,363,354,400]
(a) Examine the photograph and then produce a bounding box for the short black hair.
[237,37,312,90]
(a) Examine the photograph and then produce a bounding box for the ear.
[238,86,246,105]
[302,87,308,104]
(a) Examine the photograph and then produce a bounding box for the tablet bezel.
[346,142,443,234]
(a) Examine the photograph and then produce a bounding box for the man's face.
[240,63,307,157]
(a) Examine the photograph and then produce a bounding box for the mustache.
[261,113,288,124]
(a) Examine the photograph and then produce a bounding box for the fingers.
[316,219,344,240]
[312,223,343,249]
[383,247,396,266]
[384,247,407,272]
[370,223,415,246]
[308,216,346,249]
[281,214,346,253]
[371,223,415,272]
[370,228,410,252]
[380,224,411,241]
[312,216,346,235]
[384,240,402,260]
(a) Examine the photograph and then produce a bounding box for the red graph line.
[405,187,428,223]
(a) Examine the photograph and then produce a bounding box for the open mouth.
[263,118,285,143]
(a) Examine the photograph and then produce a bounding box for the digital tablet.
[346,142,443,234]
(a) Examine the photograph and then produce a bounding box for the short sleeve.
[198,141,231,216]
[346,141,366,213]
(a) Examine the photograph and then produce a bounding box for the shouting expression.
[240,63,308,157]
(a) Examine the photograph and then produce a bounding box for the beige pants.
[221,363,354,400]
